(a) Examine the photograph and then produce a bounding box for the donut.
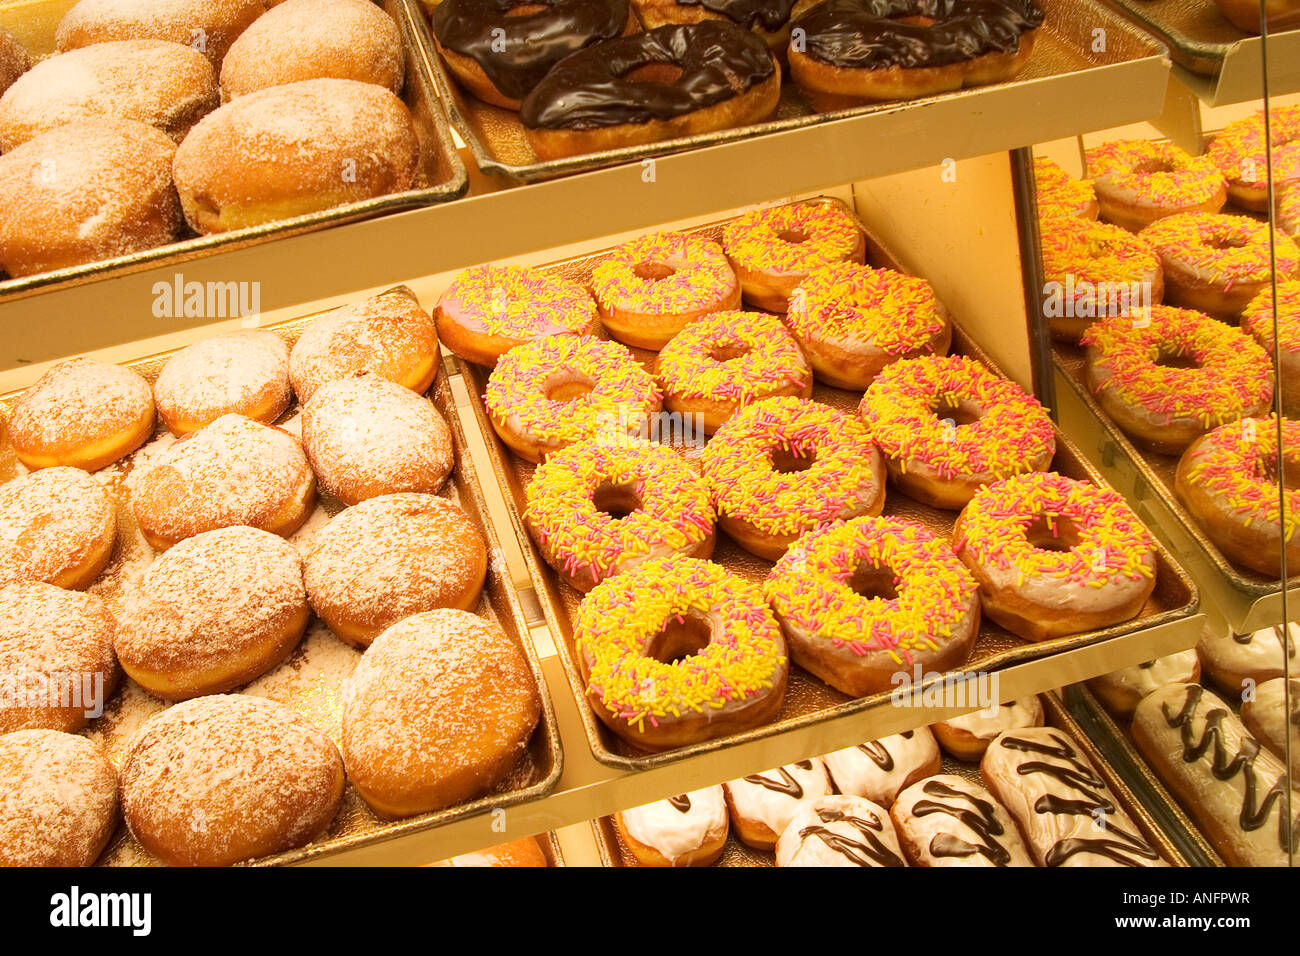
[519,22,780,161]
[153,329,291,436]
[0,118,180,278]
[787,0,1043,110]
[1139,212,1300,320]
[431,0,635,110]
[1081,305,1273,455]
[859,354,1055,509]
[1198,621,1297,695]
[654,310,812,433]
[0,39,217,150]
[722,757,832,850]
[1085,140,1227,232]
[0,730,117,867]
[1211,0,1300,32]
[701,397,885,560]
[821,727,942,806]
[765,516,980,696]
[1038,216,1163,342]
[119,694,344,866]
[1207,107,1300,211]
[300,373,454,505]
[775,794,907,867]
[1241,677,1300,776]
[432,836,549,867]
[484,335,662,463]
[953,472,1158,642]
[931,694,1044,759]
[1033,155,1099,221]
[0,467,116,590]
[614,786,729,866]
[633,0,819,54]
[8,357,154,472]
[303,494,487,648]
[0,582,119,735]
[0,27,30,96]
[56,0,264,67]
[435,264,598,367]
[220,0,403,99]
[131,414,316,550]
[590,231,741,350]
[171,78,418,233]
[1087,650,1201,720]
[785,262,952,389]
[573,554,788,750]
[523,440,715,592]
[114,526,309,700]
[891,773,1035,867]
[1175,416,1300,577]
[288,288,439,404]
[720,200,865,312]
[341,609,541,819]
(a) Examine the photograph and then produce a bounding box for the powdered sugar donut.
[153,330,291,436]
[0,729,118,867]
[776,794,907,867]
[0,582,119,735]
[56,0,264,67]
[288,288,439,404]
[0,119,181,279]
[341,608,541,818]
[303,493,487,647]
[822,727,941,807]
[8,357,154,472]
[130,413,316,550]
[114,526,309,700]
[300,373,453,505]
[0,468,115,590]
[0,39,218,150]
[220,0,403,98]
[119,694,344,866]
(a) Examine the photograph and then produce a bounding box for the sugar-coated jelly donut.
[153,330,291,436]
[0,467,116,591]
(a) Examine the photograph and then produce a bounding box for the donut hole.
[1261,452,1300,491]
[504,3,547,14]
[545,376,594,402]
[776,228,809,245]
[645,612,712,664]
[770,446,816,473]
[1208,234,1249,251]
[931,395,983,428]
[709,341,751,363]
[1153,346,1202,371]
[1024,515,1082,553]
[849,562,899,603]
[621,63,685,85]
[592,481,643,521]
[1132,159,1175,175]
[633,261,675,281]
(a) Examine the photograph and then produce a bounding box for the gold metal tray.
[459,197,1199,772]
[0,294,563,867]
[592,690,1192,866]
[411,0,1167,184]
[0,0,469,302]
[1101,0,1260,74]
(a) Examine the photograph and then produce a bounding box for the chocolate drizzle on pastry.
[677,0,800,30]
[668,793,692,812]
[799,805,906,866]
[743,763,810,797]
[431,0,631,101]
[519,21,776,130]
[791,0,1044,70]
[913,779,1014,865]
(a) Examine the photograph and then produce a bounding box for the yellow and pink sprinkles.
[1242,280,1300,353]
[437,264,597,338]
[1207,107,1300,191]
[1034,156,1097,220]
[1086,140,1225,208]
[592,231,736,315]
[1039,216,1159,287]
[1140,212,1300,288]
[721,201,861,274]
[786,262,948,352]
[655,310,810,403]
[1183,417,1300,543]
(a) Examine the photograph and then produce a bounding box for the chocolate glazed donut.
[430,0,635,109]
[632,0,817,55]
[788,0,1044,109]
[519,20,780,159]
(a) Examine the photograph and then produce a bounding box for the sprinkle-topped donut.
[1139,212,1300,319]
[858,354,1055,509]
[1085,140,1227,232]
[485,335,662,462]
[786,261,952,389]
[435,263,599,367]
[655,310,812,433]
[953,472,1157,642]
[721,200,865,311]
[1176,416,1300,577]
[1243,281,1300,415]
[1207,107,1300,211]
[573,554,788,750]
[1081,304,1273,454]
[1281,186,1300,239]
[1033,156,1098,221]
[1038,216,1163,341]
[524,440,715,591]
[590,231,740,349]
[764,515,980,696]
[700,395,885,560]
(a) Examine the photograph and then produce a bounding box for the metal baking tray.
[1100,0,1298,74]
[0,0,468,301]
[458,197,1199,772]
[1063,683,1224,866]
[410,0,1167,184]
[592,690,1191,865]
[0,292,563,867]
